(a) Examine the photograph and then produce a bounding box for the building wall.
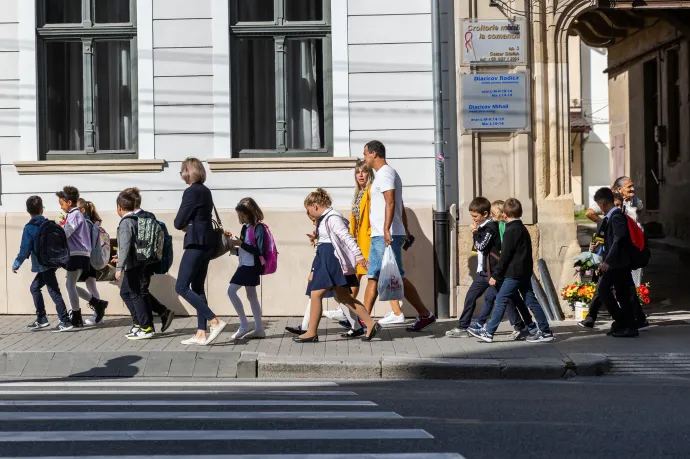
[0,0,455,316]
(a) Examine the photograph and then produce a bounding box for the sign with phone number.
[461,73,530,132]
[461,19,525,66]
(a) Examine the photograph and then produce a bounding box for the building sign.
[461,72,529,132]
[461,19,525,65]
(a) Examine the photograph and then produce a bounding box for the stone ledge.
[207,157,358,172]
[13,159,166,175]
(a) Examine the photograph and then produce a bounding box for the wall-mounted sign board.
[460,72,530,133]
[461,19,525,66]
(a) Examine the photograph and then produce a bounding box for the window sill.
[13,159,166,175]
[207,157,357,172]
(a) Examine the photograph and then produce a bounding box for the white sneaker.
[324,308,346,321]
[127,328,154,340]
[181,335,207,346]
[84,314,104,326]
[231,325,250,340]
[206,320,227,345]
[379,312,405,325]
[243,329,266,340]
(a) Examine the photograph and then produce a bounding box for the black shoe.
[338,319,351,330]
[285,326,303,335]
[88,298,108,324]
[160,309,175,333]
[341,328,366,339]
[612,327,639,338]
[362,322,383,342]
[70,310,84,328]
[606,321,622,336]
[293,335,319,343]
[578,316,595,329]
[636,318,650,331]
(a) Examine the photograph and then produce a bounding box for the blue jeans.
[30,269,69,323]
[367,236,405,279]
[485,277,550,335]
[459,273,530,330]
[175,246,216,331]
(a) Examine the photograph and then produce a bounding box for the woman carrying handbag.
[174,157,227,346]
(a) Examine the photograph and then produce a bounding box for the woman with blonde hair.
[175,157,227,345]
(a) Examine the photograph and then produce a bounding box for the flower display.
[562,282,597,304]
[637,283,651,305]
[573,252,602,273]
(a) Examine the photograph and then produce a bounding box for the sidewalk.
[2,312,690,380]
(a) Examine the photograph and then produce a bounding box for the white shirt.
[370,165,405,237]
[316,208,335,245]
[238,224,255,267]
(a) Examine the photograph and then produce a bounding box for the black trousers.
[141,266,169,319]
[120,266,152,330]
[597,269,637,329]
[458,272,526,330]
[589,279,645,323]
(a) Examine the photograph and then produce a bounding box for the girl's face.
[79,207,86,216]
[58,198,72,213]
[355,167,369,188]
[305,203,325,220]
[237,210,250,225]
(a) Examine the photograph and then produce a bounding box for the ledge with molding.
[13,159,166,175]
[207,157,358,172]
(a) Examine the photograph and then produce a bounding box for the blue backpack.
[153,221,174,275]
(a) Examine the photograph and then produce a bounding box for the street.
[0,377,688,458]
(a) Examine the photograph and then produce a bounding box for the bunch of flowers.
[637,283,651,305]
[573,251,602,275]
[562,282,597,304]
[58,213,66,227]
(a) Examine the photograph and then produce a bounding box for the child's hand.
[306,232,316,245]
[115,270,121,281]
[489,277,496,286]
[470,222,478,233]
[111,255,118,264]
[357,257,368,270]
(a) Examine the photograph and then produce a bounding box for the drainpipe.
[431,0,450,318]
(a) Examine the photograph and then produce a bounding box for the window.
[230,0,332,157]
[36,0,137,159]
[666,48,680,164]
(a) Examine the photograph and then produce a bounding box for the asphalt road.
[0,376,688,458]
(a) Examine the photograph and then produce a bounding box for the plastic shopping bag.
[377,246,404,301]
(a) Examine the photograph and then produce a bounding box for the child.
[13,196,73,332]
[227,198,266,340]
[122,188,175,333]
[468,198,554,343]
[446,197,531,340]
[491,200,506,241]
[297,188,381,343]
[56,186,96,328]
[115,190,154,340]
[76,199,109,326]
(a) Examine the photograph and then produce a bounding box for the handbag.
[211,205,232,260]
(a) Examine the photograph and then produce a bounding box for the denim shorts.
[367,236,405,279]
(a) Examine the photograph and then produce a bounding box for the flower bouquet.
[637,283,651,305]
[562,282,597,306]
[58,213,66,227]
[573,252,602,277]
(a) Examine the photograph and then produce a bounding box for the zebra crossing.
[0,380,465,458]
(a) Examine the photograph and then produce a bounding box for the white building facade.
[0,0,456,316]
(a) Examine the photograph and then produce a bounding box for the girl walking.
[227,198,266,340]
[296,188,382,343]
[76,199,109,326]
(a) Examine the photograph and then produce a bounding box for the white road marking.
[11,455,464,459]
[0,390,356,396]
[0,399,375,407]
[0,411,401,421]
[0,381,339,388]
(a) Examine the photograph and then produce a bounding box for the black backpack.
[35,221,70,268]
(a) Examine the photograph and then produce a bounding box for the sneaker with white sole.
[84,313,104,327]
[467,326,494,343]
[126,327,154,340]
[379,312,405,325]
[526,329,555,343]
[181,335,207,346]
[243,329,266,340]
[125,325,140,338]
[324,308,346,321]
[27,316,50,330]
[206,320,227,345]
[51,321,73,333]
[232,326,250,340]
[445,327,469,338]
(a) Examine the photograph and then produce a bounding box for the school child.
[226,198,267,340]
[75,199,109,326]
[55,186,98,328]
[115,190,154,340]
[296,188,381,343]
[446,197,531,340]
[122,188,175,333]
[469,198,554,343]
[13,196,73,332]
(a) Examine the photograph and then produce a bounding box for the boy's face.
[596,199,614,215]
[470,210,489,225]
[58,198,72,213]
[614,199,624,210]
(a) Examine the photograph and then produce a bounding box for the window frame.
[665,47,681,165]
[229,0,333,158]
[36,0,138,160]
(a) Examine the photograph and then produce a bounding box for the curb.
[255,353,611,380]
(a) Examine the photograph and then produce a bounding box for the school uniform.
[230,224,264,287]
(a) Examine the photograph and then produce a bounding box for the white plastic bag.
[377,246,404,301]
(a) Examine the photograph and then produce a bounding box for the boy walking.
[446,197,531,339]
[116,190,155,340]
[468,198,554,343]
[13,196,73,332]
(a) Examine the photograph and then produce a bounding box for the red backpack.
[625,215,650,269]
[247,223,278,275]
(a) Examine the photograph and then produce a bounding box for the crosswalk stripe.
[0,400,376,407]
[0,390,358,396]
[10,455,465,459]
[0,429,433,441]
[0,381,339,388]
[0,411,402,421]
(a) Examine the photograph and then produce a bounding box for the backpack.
[35,220,70,268]
[153,220,174,275]
[88,221,111,270]
[247,222,278,275]
[128,211,164,265]
[626,215,650,270]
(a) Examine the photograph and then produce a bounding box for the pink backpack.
[247,223,278,275]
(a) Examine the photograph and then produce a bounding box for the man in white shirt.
[362,141,436,332]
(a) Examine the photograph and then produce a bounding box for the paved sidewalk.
[1,312,689,380]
